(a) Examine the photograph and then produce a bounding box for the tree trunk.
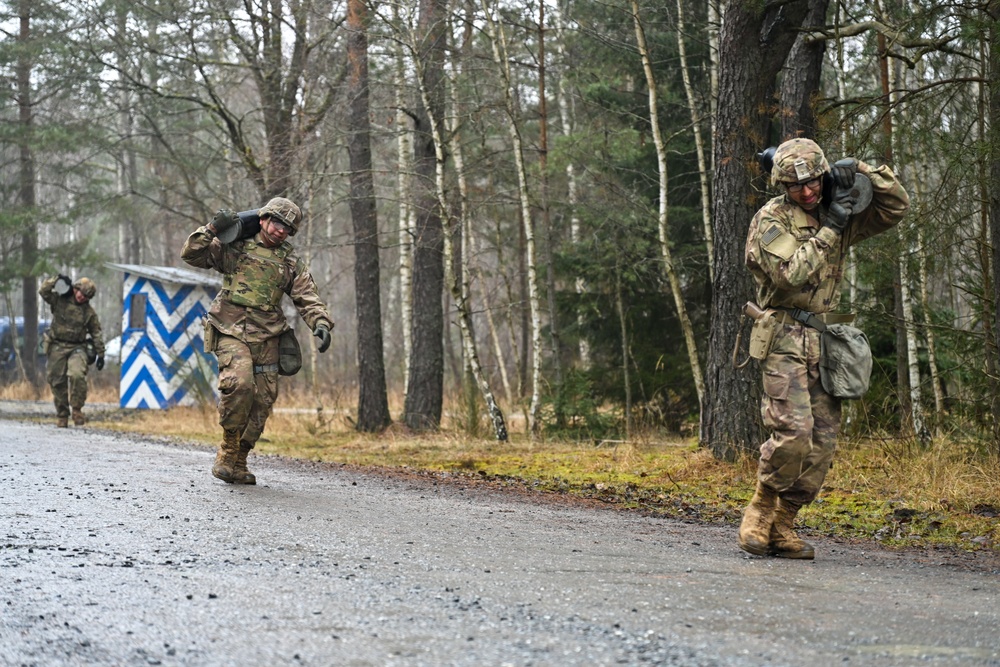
[632,0,705,414]
[437,13,508,441]
[614,265,632,439]
[707,0,723,176]
[538,2,565,426]
[404,0,447,431]
[676,0,714,282]
[778,0,828,140]
[393,1,415,397]
[986,2,1000,451]
[481,0,545,435]
[554,0,590,369]
[17,1,39,391]
[701,0,809,460]
[347,0,391,432]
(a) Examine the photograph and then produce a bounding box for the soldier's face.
[784,178,822,211]
[73,288,89,304]
[260,217,290,247]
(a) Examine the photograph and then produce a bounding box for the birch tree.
[675,0,714,281]
[480,0,545,435]
[631,0,705,413]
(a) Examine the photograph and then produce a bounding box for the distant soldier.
[181,197,334,485]
[40,275,105,427]
[740,139,909,559]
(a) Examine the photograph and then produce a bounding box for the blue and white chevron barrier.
[107,263,222,409]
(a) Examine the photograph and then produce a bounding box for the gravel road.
[1,414,998,667]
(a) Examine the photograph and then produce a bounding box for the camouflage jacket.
[181,226,334,343]
[39,277,105,354]
[745,161,910,314]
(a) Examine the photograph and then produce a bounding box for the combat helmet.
[258,197,302,235]
[74,277,96,300]
[770,138,830,186]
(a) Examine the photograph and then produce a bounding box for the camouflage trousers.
[757,323,841,505]
[47,343,90,419]
[215,334,280,448]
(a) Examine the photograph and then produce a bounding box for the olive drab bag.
[277,329,302,376]
[819,324,872,400]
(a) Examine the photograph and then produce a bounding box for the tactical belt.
[774,308,855,332]
[253,363,279,375]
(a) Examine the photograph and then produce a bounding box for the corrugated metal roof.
[105,263,222,287]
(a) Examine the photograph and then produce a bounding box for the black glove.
[832,158,858,190]
[54,274,73,296]
[823,199,851,234]
[211,209,239,236]
[96,356,105,371]
[313,325,331,353]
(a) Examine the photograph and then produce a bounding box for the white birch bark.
[480,0,545,435]
[888,56,929,444]
[707,0,723,173]
[916,222,944,430]
[675,0,714,281]
[393,0,414,395]
[553,0,590,368]
[631,0,706,411]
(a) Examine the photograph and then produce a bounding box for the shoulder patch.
[760,224,798,261]
[761,225,782,246]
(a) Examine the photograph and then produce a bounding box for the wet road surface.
[1,417,998,666]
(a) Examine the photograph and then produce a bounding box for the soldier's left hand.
[832,158,858,190]
[314,325,331,353]
[96,355,105,371]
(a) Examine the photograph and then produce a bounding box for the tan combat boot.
[212,429,242,483]
[72,409,86,426]
[768,497,815,559]
[738,482,778,555]
[57,417,69,428]
[231,441,257,485]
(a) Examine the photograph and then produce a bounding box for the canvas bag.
[819,323,872,400]
[277,329,302,376]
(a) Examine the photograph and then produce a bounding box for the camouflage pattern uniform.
[745,147,908,506]
[40,276,104,425]
[181,198,334,482]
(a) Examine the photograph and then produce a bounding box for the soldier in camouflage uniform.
[40,275,105,427]
[181,197,334,485]
[740,138,909,559]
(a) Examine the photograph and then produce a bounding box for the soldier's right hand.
[832,157,858,190]
[210,209,239,236]
[55,274,73,296]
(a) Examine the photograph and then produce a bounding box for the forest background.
[2,0,1000,466]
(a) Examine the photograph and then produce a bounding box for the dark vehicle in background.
[0,318,51,381]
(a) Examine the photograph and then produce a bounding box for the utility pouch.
[748,313,778,361]
[277,329,302,376]
[819,324,872,399]
[203,318,218,354]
